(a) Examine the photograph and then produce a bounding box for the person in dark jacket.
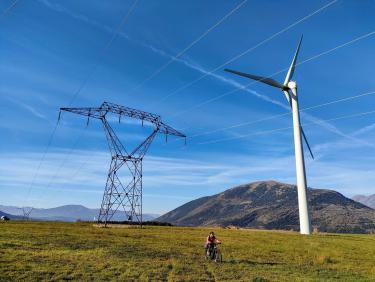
[204,231,221,254]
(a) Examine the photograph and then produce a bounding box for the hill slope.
[352,194,375,209]
[158,181,375,233]
[0,210,12,219]
[0,210,22,220]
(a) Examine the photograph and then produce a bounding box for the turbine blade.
[301,126,314,159]
[282,90,292,106]
[284,35,303,85]
[283,89,313,159]
[224,68,286,90]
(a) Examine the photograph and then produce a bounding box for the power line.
[0,0,20,20]
[23,0,139,208]
[127,0,248,95]
[67,0,139,106]
[187,90,375,140]
[67,157,92,181]
[149,0,338,107]
[27,140,97,210]
[21,1,338,201]
[33,109,375,198]
[172,30,375,119]
[190,113,290,139]
[198,109,375,145]
[296,31,375,68]
[37,0,243,198]
[45,130,87,191]
[39,108,375,194]
[23,121,59,208]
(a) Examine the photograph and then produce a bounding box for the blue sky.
[1,0,375,214]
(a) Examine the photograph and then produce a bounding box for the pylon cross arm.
[60,107,104,119]
[158,121,186,138]
[100,101,161,125]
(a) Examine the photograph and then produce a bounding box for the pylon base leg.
[98,158,142,226]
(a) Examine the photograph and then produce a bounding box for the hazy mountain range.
[0,205,159,222]
[0,210,22,220]
[352,194,375,209]
[158,181,375,234]
[3,182,374,233]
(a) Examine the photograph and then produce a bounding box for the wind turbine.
[224,36,312,235]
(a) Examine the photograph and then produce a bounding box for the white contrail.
[127,0,248,94]
[23,0,139,208]
[173,30,375,118]
[198,110,375,145]
[0,0,20,20]
[188,90,375,139]
[150,0,339,107]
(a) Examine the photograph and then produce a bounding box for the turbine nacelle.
[287,81,297,90]
[224,35,314,160]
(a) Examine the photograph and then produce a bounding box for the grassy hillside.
[158,181,375,234]
[0,222,374,281]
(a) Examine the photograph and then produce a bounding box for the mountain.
[0,210,11,219]
[158,181,375,234]
[0,205,159,222]
[0,210,23,220]
[352,194,375,209]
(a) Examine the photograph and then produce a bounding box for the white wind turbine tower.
[225,36,313,235]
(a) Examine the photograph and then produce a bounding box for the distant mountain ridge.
[0,210,22,220]
[352,194,375,209]
[158,181,375,234]
[0,205,159,222]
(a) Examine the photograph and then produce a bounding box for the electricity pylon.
[22,207,33,221]
[60,101,186,226]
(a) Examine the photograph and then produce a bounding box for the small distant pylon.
[22,207,33,221]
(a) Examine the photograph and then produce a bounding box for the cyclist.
[205,231,221,256]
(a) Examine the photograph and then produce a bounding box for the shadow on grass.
[225,259,283,266]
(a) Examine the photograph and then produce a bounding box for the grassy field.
[0,222,374,281]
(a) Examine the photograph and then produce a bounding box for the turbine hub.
[288,81,297,89]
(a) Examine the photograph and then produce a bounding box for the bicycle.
[205,243,222,263]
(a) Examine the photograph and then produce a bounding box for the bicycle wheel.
[215,251,222,263]
[210,248,216,260]
[204,248,210,260]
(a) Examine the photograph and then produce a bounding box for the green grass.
[0,222,374,281]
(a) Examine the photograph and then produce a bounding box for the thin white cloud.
[36,0,288,111]
[353,122,375,136]
[143,193,194,201]
[1,149,374,198]
[5,96,48,120]
[176,55,375,151]
[21,103,47,120]
[117,31,371,150]
[312,121,375,158]
[37,0,114,34]
[18,0,375,206]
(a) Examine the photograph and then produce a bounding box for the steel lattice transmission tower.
[60,102,186,226]
[22,207,33,221]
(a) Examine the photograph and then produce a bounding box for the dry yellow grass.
[0,221,374,281]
